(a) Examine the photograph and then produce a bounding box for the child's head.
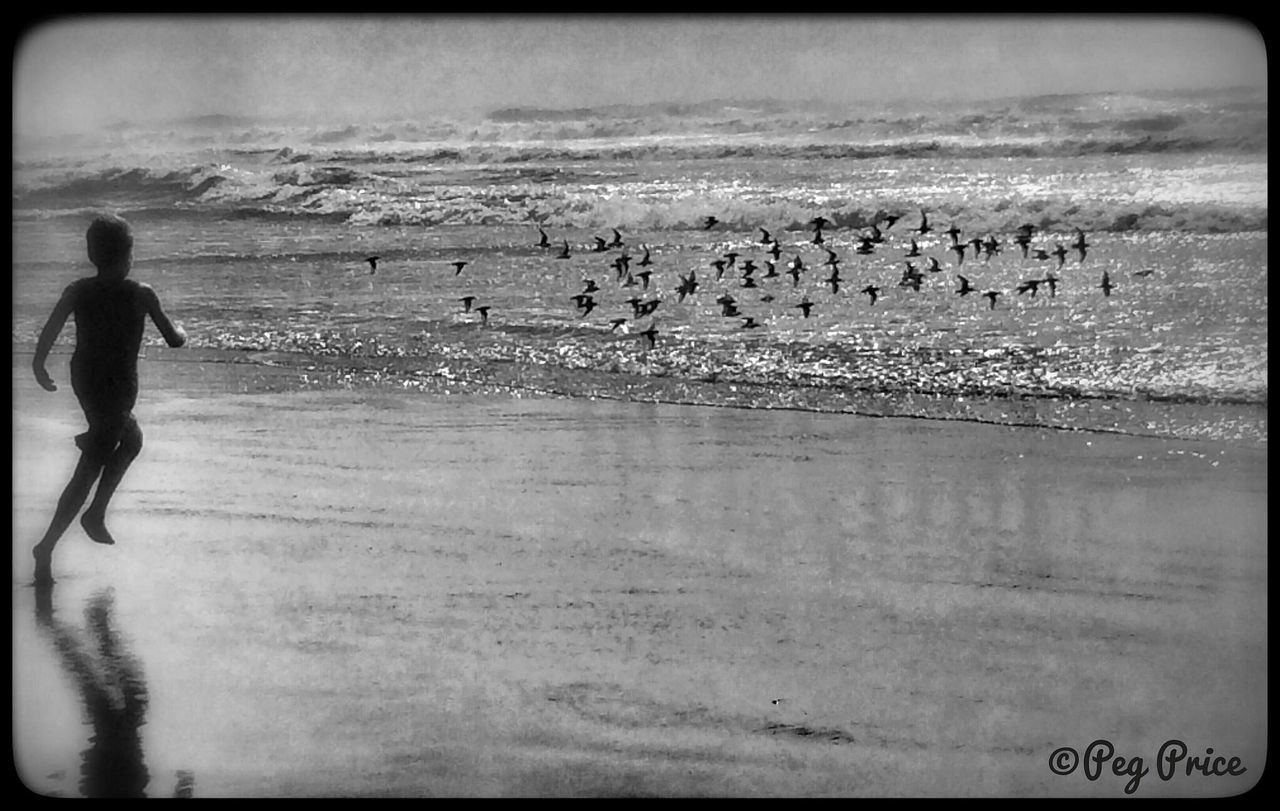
[86,214,134,277]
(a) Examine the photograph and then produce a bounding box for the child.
[31,214,187,585]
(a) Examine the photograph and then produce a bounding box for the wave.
[13,130,1266,194]
[12,86,1267,234]
[486,97,819,123]
[13,159,1267,235]
[17,87,1265,157]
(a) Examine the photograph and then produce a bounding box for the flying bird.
[1016,279,1043,297]
[956,275,974,296]
[794,298,815,318]
[1073,232,1090,263]
[1013,232,1032,259]
[556,240,571,259]
[536,228,551,249]
[1099,271,1114,297]
[452,261,468,275]
[475,305,491,324]
[364,256,380,274]
[571,294,597,316]
[675,271,699,302]
[460,295,475,312]
[983,291,1001,309]
[1051,243,1068,269]
[636,299,661,318]
[861,285,881,305]
[703,216,719,229]
[914,209,932,235]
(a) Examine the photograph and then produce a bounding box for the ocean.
[12,88,1268,444]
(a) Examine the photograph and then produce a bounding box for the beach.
[11,17,1268,799]
[12,350,1267,797]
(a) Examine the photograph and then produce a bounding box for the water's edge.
[16,345,1265,448]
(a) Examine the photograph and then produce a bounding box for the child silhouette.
[31,214,187,585]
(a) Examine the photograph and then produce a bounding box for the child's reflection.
[33,586,190,798]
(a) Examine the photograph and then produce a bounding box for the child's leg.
[80,417,143,545]
[33,454,106,582]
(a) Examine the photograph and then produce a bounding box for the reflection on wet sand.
[12,391,1265,796]
[32,586,195,799]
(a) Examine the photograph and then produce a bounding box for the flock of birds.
[361,209,1133,350]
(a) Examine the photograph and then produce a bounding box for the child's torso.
[70,278,147,368]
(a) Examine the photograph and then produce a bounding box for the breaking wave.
[12,87,1267,234]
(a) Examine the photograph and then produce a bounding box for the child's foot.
[80,513,116,545]
[32,548,54,586]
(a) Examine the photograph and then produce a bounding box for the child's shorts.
[71,365,139,461]
[74,413,139,462]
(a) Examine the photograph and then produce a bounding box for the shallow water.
[10,212,1269,445]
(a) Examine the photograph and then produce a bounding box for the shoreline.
[12,350,1268,797]
[14,345,1269,448]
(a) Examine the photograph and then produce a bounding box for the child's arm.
[32,287,76,392]
[140,284,187,348]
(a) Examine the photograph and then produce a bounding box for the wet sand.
[12,353,1267,797]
